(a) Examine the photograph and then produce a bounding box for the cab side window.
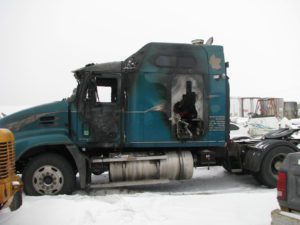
[95,78,118,103]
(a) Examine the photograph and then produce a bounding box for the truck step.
[231,168,243,173]
[91,155,167,163]
[89,179,170,189]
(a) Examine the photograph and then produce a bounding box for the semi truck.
[0,39,298,195]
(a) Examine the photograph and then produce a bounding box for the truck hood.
[0,101,69,133]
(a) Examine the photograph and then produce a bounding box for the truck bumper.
[0,175,23,210]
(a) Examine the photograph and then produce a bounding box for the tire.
[22,153,76,196]
[258,146,294,188]
[9,191,22,211]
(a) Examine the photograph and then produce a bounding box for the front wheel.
[22,153,76,196]
[256,147,294,188]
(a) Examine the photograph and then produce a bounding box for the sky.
[0,0,300,107]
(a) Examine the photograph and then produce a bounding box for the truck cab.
[72,42,229,149]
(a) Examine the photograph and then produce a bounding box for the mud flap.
[224,142,243,173]
[66,145,88,189]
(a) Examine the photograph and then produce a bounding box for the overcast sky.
[0,0,300,107]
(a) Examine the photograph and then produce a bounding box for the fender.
[243,139,299,173]
[15,133,88,189]
[66,145,88,189]
[15,133,73,160]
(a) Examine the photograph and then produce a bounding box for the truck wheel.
[258,147,294,188]
[22,153,76,196]
[9,190,22,211]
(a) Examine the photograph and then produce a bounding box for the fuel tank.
[109,151,194,182]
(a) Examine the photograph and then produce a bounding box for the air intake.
[39,116,56,125]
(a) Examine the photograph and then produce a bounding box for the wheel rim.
[270,153,286,177]
[32,165,64,195]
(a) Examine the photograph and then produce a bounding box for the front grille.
[0,141,15,179]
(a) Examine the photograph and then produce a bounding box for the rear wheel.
[22,153,76,196]
[257,147,294,188]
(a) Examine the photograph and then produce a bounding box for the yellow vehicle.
[0,129,22,211]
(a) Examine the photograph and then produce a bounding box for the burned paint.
[209,54,222,70]
[76,73,122,147]
[145,100,167,113]
[5,113,51,132]
[171,74,205,139]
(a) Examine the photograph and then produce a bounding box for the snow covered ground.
[0,167,278,225]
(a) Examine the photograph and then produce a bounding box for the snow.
[0,167,279,225]
[280,210,300,220]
